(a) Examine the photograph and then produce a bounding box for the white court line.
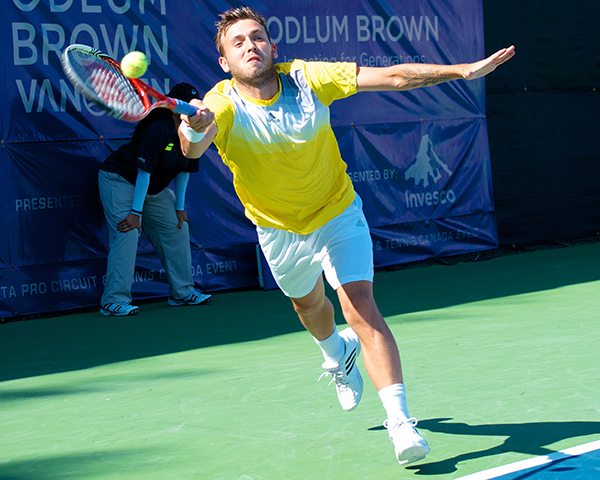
[456,439,600,480]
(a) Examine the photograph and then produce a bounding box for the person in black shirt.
[98,83,212,316]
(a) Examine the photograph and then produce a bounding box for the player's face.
[219,19,278,87]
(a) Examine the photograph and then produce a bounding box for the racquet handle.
[172,100,200,116]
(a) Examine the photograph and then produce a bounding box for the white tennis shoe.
[100,302,139,317]
[168,290,212,306]
[318,327,363,411]
[385,417,431,465]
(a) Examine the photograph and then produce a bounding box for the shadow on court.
[1,243,598,383]
[0,447,165,480]
[0,286,297,383]
[399,418,600,475]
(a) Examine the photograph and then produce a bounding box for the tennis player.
[179,6,514,465]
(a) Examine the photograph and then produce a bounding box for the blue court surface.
[457,440,600,479]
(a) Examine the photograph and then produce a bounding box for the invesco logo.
[403,134,456,208]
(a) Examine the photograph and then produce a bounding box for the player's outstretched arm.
[356,45,515,92]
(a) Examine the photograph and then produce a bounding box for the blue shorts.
[256,194,374,298]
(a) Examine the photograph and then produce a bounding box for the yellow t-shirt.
[203,60,357,234]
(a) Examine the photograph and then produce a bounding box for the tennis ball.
[121,51,148,78]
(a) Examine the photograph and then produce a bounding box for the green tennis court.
[1,242,599,479]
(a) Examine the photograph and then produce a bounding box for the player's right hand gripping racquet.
[61,44,198,122]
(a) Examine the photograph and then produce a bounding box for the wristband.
[180,122,205,143]
[130,209,142,216]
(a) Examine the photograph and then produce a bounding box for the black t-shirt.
[99,113,199,195]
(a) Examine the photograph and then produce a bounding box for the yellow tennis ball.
[121,51,148,78]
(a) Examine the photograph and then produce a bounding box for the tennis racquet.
[61,44,198,122]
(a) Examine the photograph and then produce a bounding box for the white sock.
[313,325,345,364]
[378,383,410,423]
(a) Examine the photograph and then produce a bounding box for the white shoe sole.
[397,444,431,465]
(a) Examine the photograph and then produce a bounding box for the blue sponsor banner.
[0,244,259,318]
[371,212,499,267]
[338,119,494,225]
[1,0,493,317]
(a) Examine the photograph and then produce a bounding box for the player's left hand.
[464,45,515,80]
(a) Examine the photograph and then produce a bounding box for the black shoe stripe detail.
[345,349,357,371]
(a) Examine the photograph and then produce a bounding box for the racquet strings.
[67,48,147,118]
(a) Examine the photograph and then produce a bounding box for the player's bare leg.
[337,280,430,465]
[336,280,402,389]
[291,276,363,411]
[290,275,335,341]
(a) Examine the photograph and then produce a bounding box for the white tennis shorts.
[256,194,374,298]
